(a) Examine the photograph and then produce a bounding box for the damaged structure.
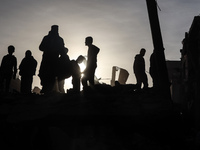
[180,16,200,129]
[110,66,129,86]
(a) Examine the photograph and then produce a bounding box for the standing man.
[133,48,148,89]
[0,45,17,93]
[82,36,100,89]
[19,50,37,94]
[38,25,65,94]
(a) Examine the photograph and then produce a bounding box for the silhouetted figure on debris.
[82,36,100,89]
[19,50,37,94]
[57,48,70,93]
[38,25,65,94]
[133,48,148,89]
[0,45,17,93]
[57,48,84,93]
[149,51,159,88]
[70,55,85,93]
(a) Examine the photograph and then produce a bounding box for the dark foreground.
[0,86,197,150]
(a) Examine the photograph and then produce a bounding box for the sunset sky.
[0,0,200,90]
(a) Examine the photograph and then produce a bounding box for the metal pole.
[146,0,171,98]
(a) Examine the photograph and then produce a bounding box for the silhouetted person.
[57,48,70,93]
[38,25,65,94]
[0,45,17,93]
[72,55,86,92]
[82,36,100,89]
[133,48,148,89]
[19,50,37,94]
[57,47,85,93]
[149,51,159,88]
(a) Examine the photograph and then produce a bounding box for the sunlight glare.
[63,62,86,92]
[79,62,86,74]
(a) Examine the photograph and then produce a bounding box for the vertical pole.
[111,66,117,86]
[146,0,171,98]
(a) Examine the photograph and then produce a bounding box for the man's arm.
[13,57,17,79]
[39,36,48,52]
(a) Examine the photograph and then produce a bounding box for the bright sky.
[0,0,200,90]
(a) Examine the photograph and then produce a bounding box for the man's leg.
[72,76,80,92]
[5,76,12,93]
[81,76,87,87]
[135,73,142,90]
[58,79,65,93]
[70,61,81,92]
[142,73,148,89]
[88,67,96,86]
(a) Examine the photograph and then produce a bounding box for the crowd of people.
[0,25,100,94]
[0,25,157,95]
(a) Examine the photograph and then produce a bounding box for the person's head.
[60,47,68,57]
[64,47,68,54]
[25,50,32,58]
[85,36,93,46]
[51,25,59,35]
[8,45,15,55]
[140,48,146,56]
[76,55,86,64]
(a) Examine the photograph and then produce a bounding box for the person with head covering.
[38,25,65,94]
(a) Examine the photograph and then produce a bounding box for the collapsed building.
[165,15,200,130]
[179,15,200,129]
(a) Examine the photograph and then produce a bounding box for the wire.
[155,0,161,11]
